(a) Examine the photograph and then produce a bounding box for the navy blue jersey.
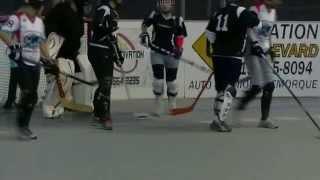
[143,10,187,53]
[206,4,260,58]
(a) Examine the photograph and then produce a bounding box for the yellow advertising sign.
[192,32,213,70]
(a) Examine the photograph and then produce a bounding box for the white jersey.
[250,4,276,51]
[2,13,45,66]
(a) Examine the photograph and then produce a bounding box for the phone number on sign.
[273,60,313,75]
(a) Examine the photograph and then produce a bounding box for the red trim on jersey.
[255,0,265,12]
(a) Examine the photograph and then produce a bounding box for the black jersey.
[45,2,84,61]
[206,4,260,59]
[89,3,119,48]
[143,10,187,54]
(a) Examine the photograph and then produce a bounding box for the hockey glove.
[251,41,265,58]
[139,32,149,48]
[110,37,125,68]
[173,47,183,59]
[8,43,21,62]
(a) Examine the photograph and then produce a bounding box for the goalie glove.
[251,41,265,58]
[8,43,21,62]
[139,32,150,48]
[173,47,183,59]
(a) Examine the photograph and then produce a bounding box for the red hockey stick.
[170,71,215,116]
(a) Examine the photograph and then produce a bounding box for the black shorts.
[213,56,242,92]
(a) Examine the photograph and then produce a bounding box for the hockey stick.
[148,43,212,74]
[170,71,215,116]
[55,76,93,113]
[265,54,320,131]
[22,58,98,86]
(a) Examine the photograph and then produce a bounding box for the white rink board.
[116,21,320,99]
[0,21,319,101]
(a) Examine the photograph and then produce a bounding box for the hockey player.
[0,16,19,109]
[42,0,85,118]
[205,0,263,132]
[88,0,124,130]
[0,0,55,140]
[140,0,187,116]
[237,0,282,129]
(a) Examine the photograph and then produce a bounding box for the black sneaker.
[210,120,232,132]
[102,118,113,131]
[18,128,38,140]
[90,117,102,127]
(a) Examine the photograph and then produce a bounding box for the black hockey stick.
[21,58,98,86]
[264,54,320,131]
[144,39,212,73]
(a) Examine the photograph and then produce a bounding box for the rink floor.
[1,98,320,180]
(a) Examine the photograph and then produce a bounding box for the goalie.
[42,0,85,118]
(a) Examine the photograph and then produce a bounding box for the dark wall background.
[0,0,319,21]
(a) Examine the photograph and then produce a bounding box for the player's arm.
[140,11,156,46]
[141,11,156,32]
[205,13,217,44]
[173,17,187,58]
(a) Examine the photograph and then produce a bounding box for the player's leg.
[259,55,278,128]
[210,57,242,132]
[3,67,19,109]
[16,66,40,140]
[165,55,179,110]
[151,51,165,116]
[88,46,114,130]
[237,55,262,110]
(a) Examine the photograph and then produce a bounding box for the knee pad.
[166,68,178,82]
[152,65,164,79]
[167,80,178,97]
[153,78,164,96]
[263,82,275,93]
[225,85,237,98]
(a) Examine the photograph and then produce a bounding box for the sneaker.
[210,120,232,132]
[102,118,113,131]
[153,96,164,117]
[90,116,102,127]
[168,96,177,110]
[258,120,279,129]
[17,128,38,140]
